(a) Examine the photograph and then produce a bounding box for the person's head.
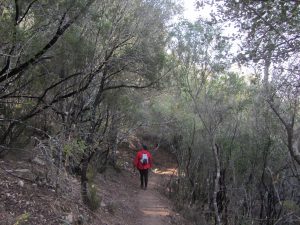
[142,144,148,150]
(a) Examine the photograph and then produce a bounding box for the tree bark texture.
[213,143,222,225]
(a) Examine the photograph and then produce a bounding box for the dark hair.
[142,144,148,150]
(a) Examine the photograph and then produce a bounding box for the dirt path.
[136,172,173,225]
[133,147,186,225]
[97,148,191,225]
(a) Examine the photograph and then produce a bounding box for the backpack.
[140,153,149,165]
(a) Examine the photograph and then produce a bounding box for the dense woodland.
[0,0,300,224]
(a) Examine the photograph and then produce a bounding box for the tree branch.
[17,0,38,25]
[0,0,95,83]
[246,5,295,50]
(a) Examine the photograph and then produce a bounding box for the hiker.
[133,144,153,190]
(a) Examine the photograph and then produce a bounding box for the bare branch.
[17,0,38,25]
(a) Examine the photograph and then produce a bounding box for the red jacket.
[134,149,152,170]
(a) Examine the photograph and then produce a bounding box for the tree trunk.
[213,143,222,225]
[81,155,89,204]
[108,113,119,166]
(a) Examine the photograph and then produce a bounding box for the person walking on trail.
[133,144,153,190]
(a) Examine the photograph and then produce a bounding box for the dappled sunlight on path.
[152,167,178,175]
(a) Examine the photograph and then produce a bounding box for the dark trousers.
[139,169,149,188]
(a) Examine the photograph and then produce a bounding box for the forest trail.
[0,146,191,225]
[96,146,191,225]
[133,147,184,225]
[136,170,173,225]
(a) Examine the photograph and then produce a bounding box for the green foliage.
[63,139,86,157]
[87,164,97,181]
[87,183,101,211]
[85,165,101,210]
[13,212,30,225]
[283,200,300,214]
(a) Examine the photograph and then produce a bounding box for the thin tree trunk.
[263,47,272,88]
[213,143,221,225]
[81,156,89,204]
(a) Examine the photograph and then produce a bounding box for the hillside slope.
[0,147,192,225]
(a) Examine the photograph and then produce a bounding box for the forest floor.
[0,145,193,225]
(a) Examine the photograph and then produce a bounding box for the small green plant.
[87,183,101,211]
[63,139,86,157]
[283,200,300,213]
[87,165,97,181]
[14,212,30,225]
